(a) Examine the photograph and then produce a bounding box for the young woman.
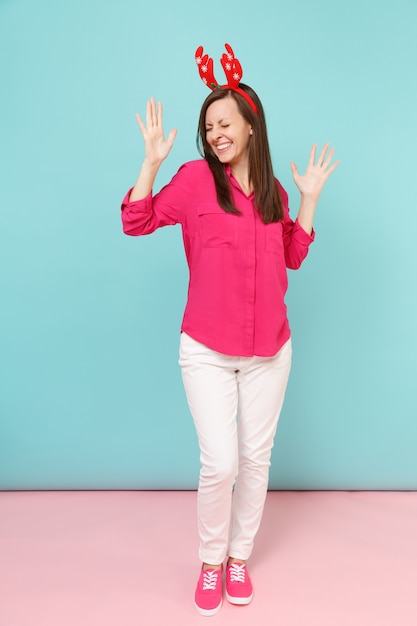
[121,44,339,616]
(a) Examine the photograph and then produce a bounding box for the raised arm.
[290,143,339,235]
[129,97,177,202]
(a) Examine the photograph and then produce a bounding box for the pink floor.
[1,491,416,626]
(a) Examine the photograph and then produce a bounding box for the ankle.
[227,557,246,567]
[202,562,222,571]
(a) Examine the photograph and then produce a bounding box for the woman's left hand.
[290,143,339,200]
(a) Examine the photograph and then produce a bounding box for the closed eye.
[205,124,230,133]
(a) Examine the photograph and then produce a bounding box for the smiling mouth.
[216,143,232,152]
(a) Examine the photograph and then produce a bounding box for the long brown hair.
[197,83,283,223]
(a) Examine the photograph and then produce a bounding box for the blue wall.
[1,0,416,489]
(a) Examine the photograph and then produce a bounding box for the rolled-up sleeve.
[121,164,190,236]
[279,184,315,270]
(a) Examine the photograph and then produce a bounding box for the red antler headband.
[195,43,258,115]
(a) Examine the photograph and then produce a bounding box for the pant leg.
[228,338,292,560]
[179,332,240,565]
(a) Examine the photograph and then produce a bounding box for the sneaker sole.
[225,591,253,605]
[194,599,223,616]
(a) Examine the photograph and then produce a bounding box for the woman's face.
[205,96,252,169]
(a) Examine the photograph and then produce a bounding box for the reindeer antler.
[195,43,258,114]
[195,46,220,91]
[220,44,242,90]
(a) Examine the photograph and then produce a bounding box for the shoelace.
[202,570,219,590]
[228,563,246,583]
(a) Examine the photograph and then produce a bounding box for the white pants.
[179,332,292,564]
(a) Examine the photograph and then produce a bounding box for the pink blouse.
[121,159,314,357]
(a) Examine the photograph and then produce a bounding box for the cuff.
[294,218,315,243]
[121,188,152,212]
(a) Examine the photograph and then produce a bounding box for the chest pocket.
[197,204,239,249]
[265,221,284,254]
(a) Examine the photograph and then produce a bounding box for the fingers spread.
[327,159,340,175]
[323,147,335,169]
[317,142,329,166]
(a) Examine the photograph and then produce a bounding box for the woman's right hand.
[136,97,177,166]
[128,99,177,202]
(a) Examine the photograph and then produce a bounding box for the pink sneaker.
[225,563,253,605]
[194,567,223,616]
